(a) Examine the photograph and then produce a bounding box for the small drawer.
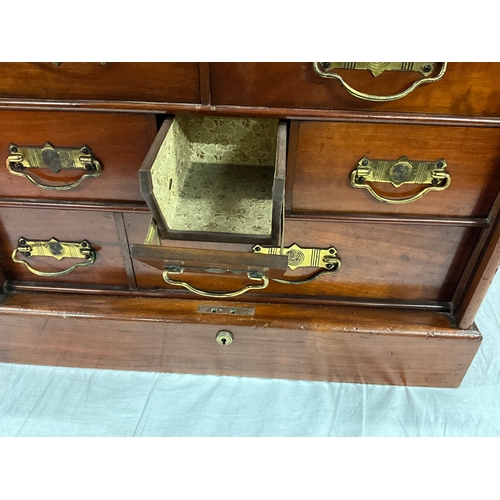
[290,121,500,218]
[0,110,155,203]
[210,63,500,117]
[124,213,480,304]
[0,207,129,286]
[139,115,286,245]
[0,63,201,103]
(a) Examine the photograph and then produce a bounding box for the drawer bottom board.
[0,293,482,388]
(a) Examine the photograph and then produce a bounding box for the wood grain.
[124,213,480,303]
[0,63,201,103]
[210,63,500,117]
[291,121,500,218]
[0,292,482,387]
[0,110,155,203]
[0,207,129,286]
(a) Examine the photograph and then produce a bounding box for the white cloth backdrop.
[0,271,499,437]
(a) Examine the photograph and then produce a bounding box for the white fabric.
[1,272,499,436]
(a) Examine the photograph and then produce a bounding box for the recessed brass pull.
[12,237,96,277]
[162,267,269,298]
[253,243,341,284]
[351,156,451,204]
[312,62,447,102]
[7,143,102,191]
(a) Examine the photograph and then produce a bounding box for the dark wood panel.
[0,208,129,286]
[210,63,500,117]
[0,63,201,103]
[0,292,482,387]
[0,110,156,203]
[456,209,500,329]
[292,121,500,218]
[125,213,480,303]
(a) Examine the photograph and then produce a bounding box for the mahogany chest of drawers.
[0,62,499,387]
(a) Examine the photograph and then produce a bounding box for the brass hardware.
[312,62,447,102]
[319,62,435,77]
[216,331,233,346]
[162,267,269,298]
[253,243,340,271]
[253,243,341,285]
[198,305,255,316]
[7,143,102,191]
[12,237,96,277]
[351,156,451,204]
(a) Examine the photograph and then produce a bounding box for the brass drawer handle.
[312,62,447,102]
[351,156,451,204]
[162,267,269,298]
[7,143,102,191]
[12,237,96,277]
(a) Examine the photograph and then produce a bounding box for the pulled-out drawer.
[0,63,201,103]
[0,110,155,203]
[210,62,500,116]
[290,121,500,218]
[0,208,129,286]
[124,213,480,304]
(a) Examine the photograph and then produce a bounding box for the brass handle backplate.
[7,143,102,191]
[12,237,96,277]
[351,156,451,204]
[312,62,447,102]
[253,243,341,284]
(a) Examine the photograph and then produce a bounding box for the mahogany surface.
[0,110,156,203]
[210,63,500,117]
[0,293,482,387]
[0,62,498,387]
[125,213,480,303]
[0,63,201,103]
[291,121,500,218]
[0,208,128,286]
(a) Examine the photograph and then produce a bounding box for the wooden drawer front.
[0,110,155,203]
[124,213,479,303]
[0,295,482,387]
[291,121,500,218]
[0,63,201,103]
[0,208,128,286]
[210,63,500,117]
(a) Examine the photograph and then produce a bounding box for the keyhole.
[221,338,227,345]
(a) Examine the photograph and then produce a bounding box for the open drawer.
[139,115,287,245]
[133,115,343,299]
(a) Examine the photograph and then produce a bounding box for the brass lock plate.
[318,62,435,77]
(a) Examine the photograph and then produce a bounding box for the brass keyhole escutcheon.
[216,331,233,346]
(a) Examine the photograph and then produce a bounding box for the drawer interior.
[140,115,286,244]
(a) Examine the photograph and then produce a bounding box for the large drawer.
[0,110,155,203]
[0,294,482,387]
[290,121,500,218]
[0,208,129,286]
[210,63,500,117]
[0,63,201,103]
[124,213,480,304]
